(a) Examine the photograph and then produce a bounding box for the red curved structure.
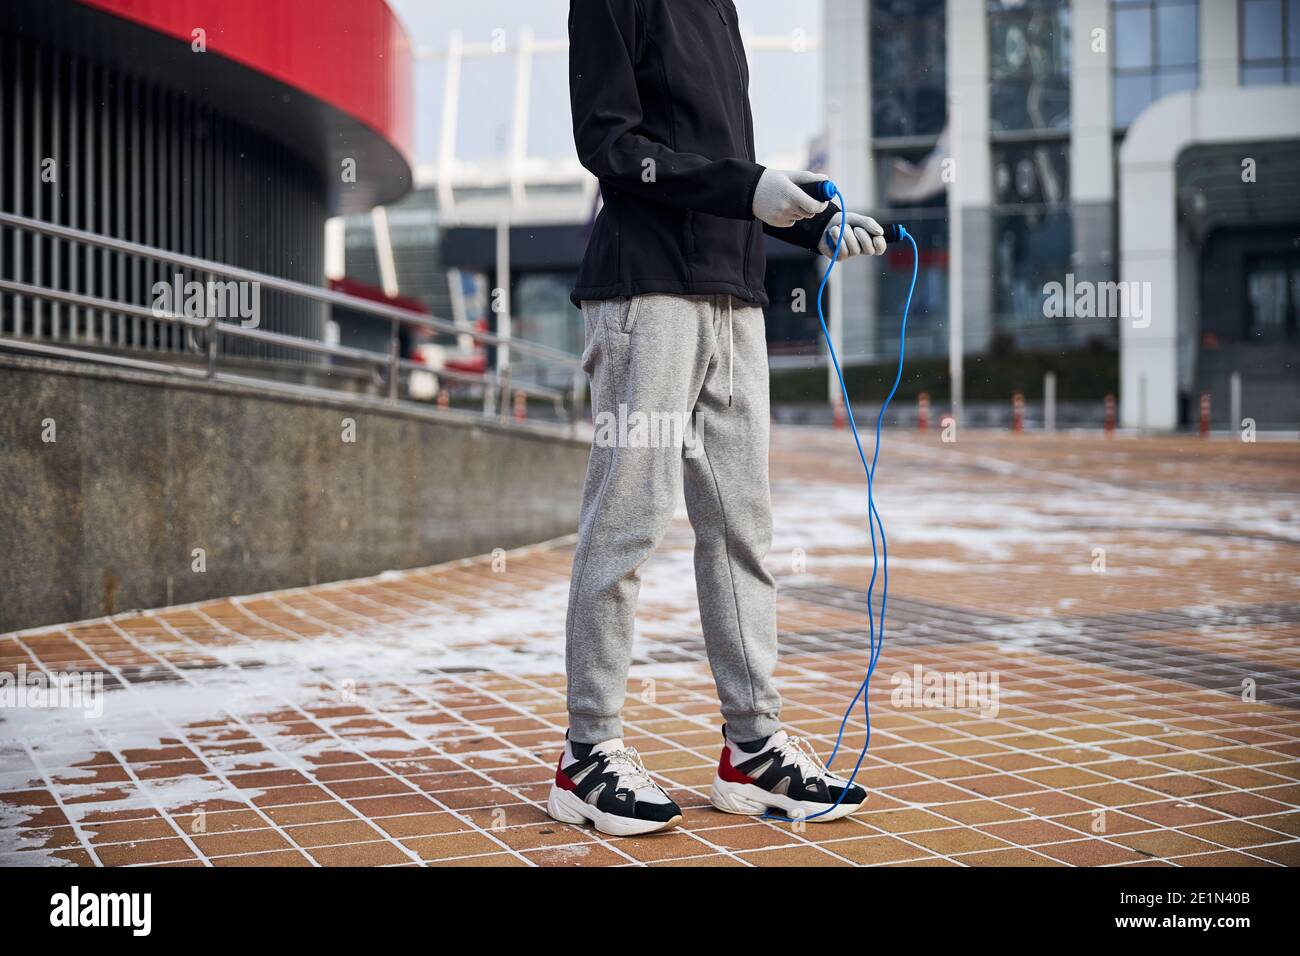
[76,0,414,167]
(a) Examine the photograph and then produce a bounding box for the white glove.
[818,210,887,261]
[752,169,829,228]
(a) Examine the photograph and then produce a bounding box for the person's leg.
[682,299,867,822]
[565,295,715,743]
[682,297,782,741]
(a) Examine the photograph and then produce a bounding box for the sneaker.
[710,728,867,822]
[546,736,683,836]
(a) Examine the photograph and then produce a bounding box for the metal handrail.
[0,278,209,332]
[0,212,584,428]
[0,277,569,403]
[0,212,579,367]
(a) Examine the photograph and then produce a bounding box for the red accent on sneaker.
[718,743,757,785]
[555,757,577,791]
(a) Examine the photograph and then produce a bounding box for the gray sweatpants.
[565,293,781,743]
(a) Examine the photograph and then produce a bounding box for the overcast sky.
[389,0,825,167]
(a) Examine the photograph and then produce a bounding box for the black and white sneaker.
[710,727,867,822]
[547,736,683,836]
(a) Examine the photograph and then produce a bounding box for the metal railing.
[0,211,586,434]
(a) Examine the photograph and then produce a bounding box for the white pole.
[1230,370,1242,433]
[1138,372,1147,433]
[827,106,844,407]
[1044,371,1056,433]
[947,92,964,427]
[437,31,463,217]
[371,206,400,297]
[509,29,533,211]
[323,216,346,282]
[446,266,475,353]
[491,218,511,418]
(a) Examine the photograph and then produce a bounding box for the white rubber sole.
[546,784,682,837]
[710,775,865,822]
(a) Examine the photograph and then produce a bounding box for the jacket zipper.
[711,0,757,299]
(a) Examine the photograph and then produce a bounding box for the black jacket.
[567,0,835,308]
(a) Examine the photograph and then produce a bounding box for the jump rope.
[763,180,917,823]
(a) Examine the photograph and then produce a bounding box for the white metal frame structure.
[416,30,822,225]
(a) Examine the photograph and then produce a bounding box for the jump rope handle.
[798,179,905,243]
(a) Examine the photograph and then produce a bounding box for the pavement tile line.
[17,598,1289,874]
[235,595,660,868]
[212,598,544,867]
[275,580,816,867]
[18,622,373,867]
[3,430,1298,866]
[67,586,658,867]
[780,586,1300,708]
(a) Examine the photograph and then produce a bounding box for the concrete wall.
[0,355,589,633]
[1118,87,1300,429]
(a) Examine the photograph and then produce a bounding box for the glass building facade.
[1112,0,1200,126]
[989,0,1074,350]
[871,0,950,358]
[832,0,1299,427]
[1240,0,1300,84]
[988,0,1072,133]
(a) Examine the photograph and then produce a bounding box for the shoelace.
[776,735,834,783]
[604,747,659,792]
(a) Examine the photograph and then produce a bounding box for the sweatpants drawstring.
[727,295,733,408]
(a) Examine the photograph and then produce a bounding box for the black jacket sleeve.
[763,203,840,253]
[568,0,765,221]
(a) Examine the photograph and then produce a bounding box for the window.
[987,0,1075,346]
[872,0,949,361]
[1241,0,1300,84]
[871,0,946,138]
[988,0,1072,132]
[875,145,950,359]
[993,142,1071,208]
[1112,0,1200,127]
[1246,257,1300,342]
[991,143,1078,348]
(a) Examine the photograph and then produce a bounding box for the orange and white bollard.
[1104,394,1116,436]
[1011,392,1025,434]
[1199,392,1211,439]
[917,392,930,432]
[832,392,846,430]
[513,389,527,422]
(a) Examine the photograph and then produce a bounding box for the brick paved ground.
[3,427,1298,866]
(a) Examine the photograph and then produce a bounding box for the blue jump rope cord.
[763,188,917,823]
